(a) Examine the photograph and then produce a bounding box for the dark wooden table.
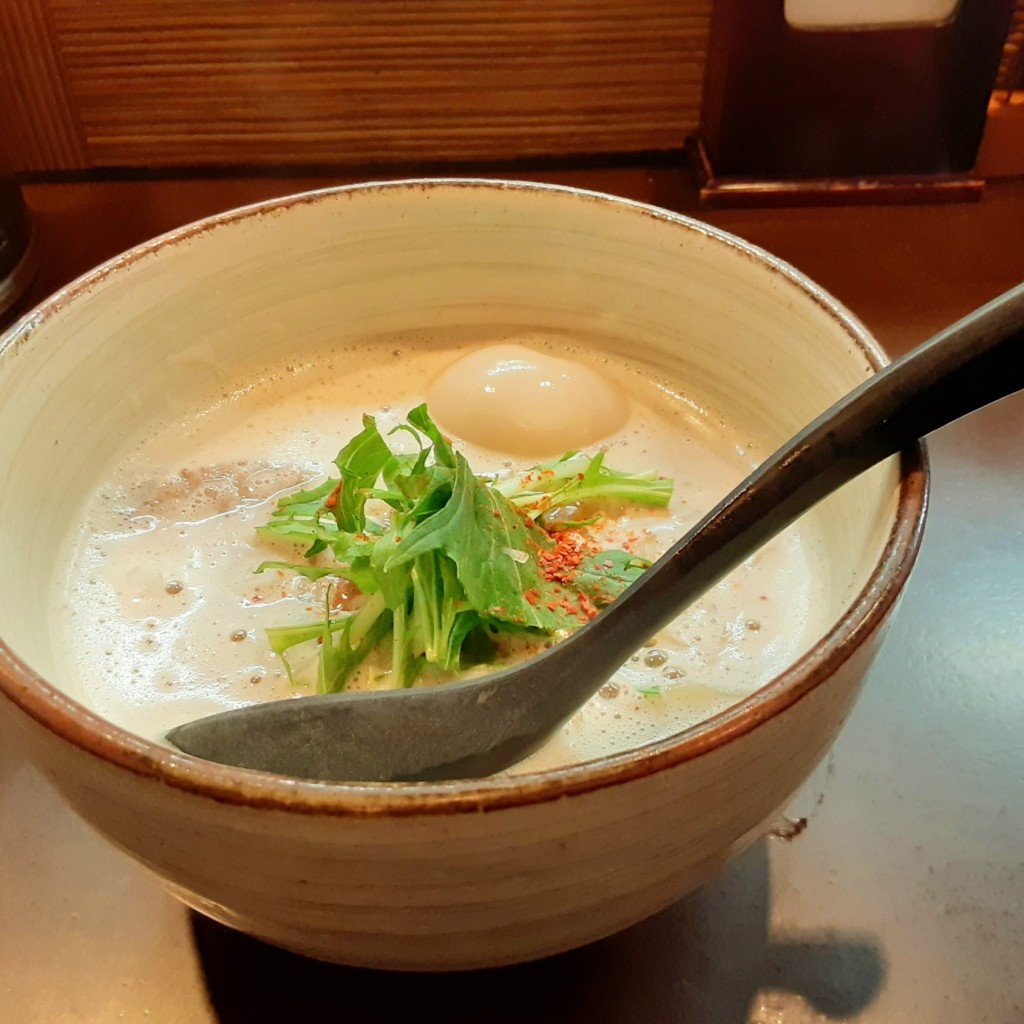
[3,167,1024,1023]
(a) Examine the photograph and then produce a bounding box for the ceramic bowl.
[0,180,926,970]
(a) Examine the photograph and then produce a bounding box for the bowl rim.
[0,177,929,818]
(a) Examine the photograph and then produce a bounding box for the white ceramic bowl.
[0,180,926,970]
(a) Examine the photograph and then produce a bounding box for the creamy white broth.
[51,333,831,773]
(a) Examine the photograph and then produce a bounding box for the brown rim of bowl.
[0,178,929,818]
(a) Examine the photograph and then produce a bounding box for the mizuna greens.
[256,405,673,693]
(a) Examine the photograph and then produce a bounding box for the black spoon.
[167,283,1024,783]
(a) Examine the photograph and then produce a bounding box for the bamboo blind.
[0,0,712,173]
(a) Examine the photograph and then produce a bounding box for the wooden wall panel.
[0,0,88,170]
[1,0,712,173]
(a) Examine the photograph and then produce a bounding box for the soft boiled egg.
[426,344,629,455]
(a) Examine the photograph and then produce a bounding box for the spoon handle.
[589,281,1024,659]
[167,282,1024,784]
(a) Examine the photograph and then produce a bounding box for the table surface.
[2,167,1023,1023]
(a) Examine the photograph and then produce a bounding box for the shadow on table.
[191,840,884,1023]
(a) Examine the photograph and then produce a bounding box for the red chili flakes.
[578,592,599,620]
[534,529,607,623]
[537,530,589,585]
[324,481,343,509]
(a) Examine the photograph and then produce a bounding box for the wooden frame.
[0,0,712,174]
[690,0,1016,206]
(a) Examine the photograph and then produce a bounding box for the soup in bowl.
[0,180,926,969]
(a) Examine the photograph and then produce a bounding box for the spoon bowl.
[169,282,1024,782]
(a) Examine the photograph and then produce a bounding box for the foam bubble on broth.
[50,332,831,773]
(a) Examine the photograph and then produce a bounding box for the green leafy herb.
[575,550,651,606]
[256,405,673,693]
[635,685,663,698]
[493,450,672,522]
